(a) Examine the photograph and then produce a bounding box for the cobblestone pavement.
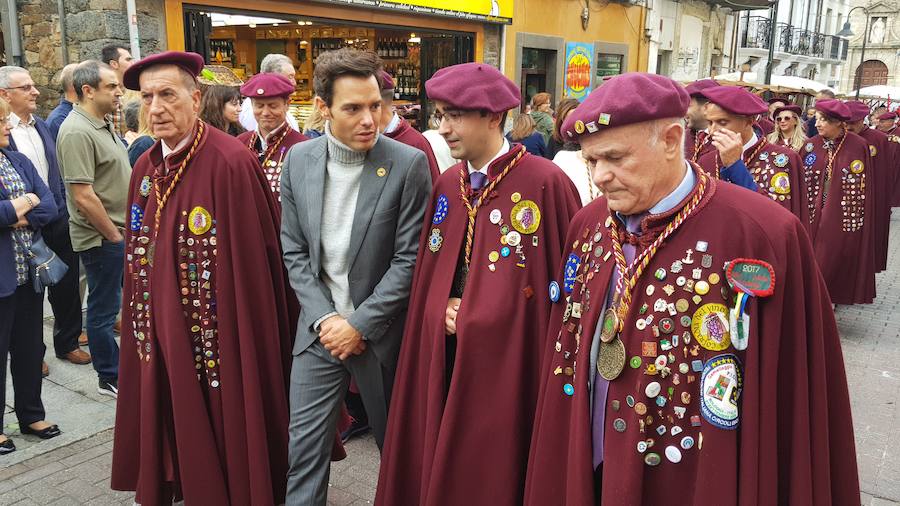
[3,213,900,505]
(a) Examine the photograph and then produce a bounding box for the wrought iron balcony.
[739,15,848,61]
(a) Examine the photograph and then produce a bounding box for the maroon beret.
[844,101,872,122]
[815,99,851,121]
[378,70,395,91]
[425,63,520,113]
[123,51,205,91]
[878,111,898,120]
[767,96,788,105]
[561,73,689,142]
[699,86,768,116]
[240,73,294,99]
[773,105,802,119]
[685,79,719,97]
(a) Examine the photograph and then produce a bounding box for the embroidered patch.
[188,206,212,236]
[773,153,789,168]
[850,159,864,174]
[870,144,878,157]
[691,303,731,351]
[432,194,449,225]
[129,204,144,231]
[510,199,541,235]
[563,253,580,293]
[805,142,814,153]
[804,153,817,166]
[700,354,743,430]
[427,228,443,253]
[725,258,776,297]
[770,172,791,195]
[139,176,151,197]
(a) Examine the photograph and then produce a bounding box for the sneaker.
[340,418,370,443]
[98,379,118,399]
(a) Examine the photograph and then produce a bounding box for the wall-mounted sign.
[565,42,594,102]
[318,0,514,24]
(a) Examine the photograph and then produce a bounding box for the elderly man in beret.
[697,86,807,223]
[876,110,898,135]
[845,100,894,272]
[109,51,295,505]
[236,72,308,200]
[375,62,581,506]
[523,72,859,505]
[803,99,876,305]
[683,79,718,163]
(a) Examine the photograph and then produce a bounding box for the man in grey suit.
[280,48,432,505]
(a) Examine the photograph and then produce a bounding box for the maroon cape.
[524,170,859,505]
[804,132,876,304]
[684,129,714,163]
[386,117,440,183]
[698,137,808,224]
[756,118,775,135]
[376,146,581,505]
[856,127,893,272]
[111,121,294,505]
[236,123,308,201]
[887,134,900,206]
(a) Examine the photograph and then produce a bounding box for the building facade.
[840,0,900,91]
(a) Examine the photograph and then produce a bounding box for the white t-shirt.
[552,149,600,206]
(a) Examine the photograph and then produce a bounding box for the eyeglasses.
[776,116,794,122]
[4,84,37,92]
[434,110,470,125]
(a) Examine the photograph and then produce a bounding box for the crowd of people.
[1,42,896,504]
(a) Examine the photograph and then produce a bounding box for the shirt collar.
[617,162,695,232]
[73,104,111,130]
[256,121,289,150]
[9,112,34,128]
[467,138,510,175]
[161,133,193,160]
[384,113,401,134]
[742,132,759,154]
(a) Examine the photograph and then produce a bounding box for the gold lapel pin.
[376,167,387,177]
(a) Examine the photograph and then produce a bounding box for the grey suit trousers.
[285,340,393,506]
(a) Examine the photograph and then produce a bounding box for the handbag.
[13,232,68,292]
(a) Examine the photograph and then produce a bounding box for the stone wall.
[483,23,501,68]
[16,0,167,117]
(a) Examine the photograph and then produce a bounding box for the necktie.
[470,171,487,191]
[592,214,642,469]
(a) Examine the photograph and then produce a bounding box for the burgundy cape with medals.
[856,127,893,272]
[375,145,582,506]
[385,117,441,183]
[111,122,294,505]
[803,132,876,304]
[697,137,808,224]
[524,168,859,505]
[236,122,308,201]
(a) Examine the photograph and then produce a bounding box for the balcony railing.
[740,15,848,60]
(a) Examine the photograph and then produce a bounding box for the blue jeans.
[80,239,123,382]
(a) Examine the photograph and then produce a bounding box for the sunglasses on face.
[776,116,793,122]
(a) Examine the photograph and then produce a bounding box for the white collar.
[467,138,510,175]
[9,112,33,128]
[384,113,401,134]
[742,132,758,154]
[161,133,193,160]
[256,121,288,150]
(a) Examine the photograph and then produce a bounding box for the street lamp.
[764,0,779,85]
[837,6,870,99]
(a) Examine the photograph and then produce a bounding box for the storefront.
[163,0,512,129]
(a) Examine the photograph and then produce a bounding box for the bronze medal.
[600,307,618,343]
[597,337,626,381]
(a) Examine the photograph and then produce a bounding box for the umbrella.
[711,72,833,94]
[844,85,900,99]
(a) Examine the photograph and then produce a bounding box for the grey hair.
[260,54,294,74]
[57,63,79,92]
[0,66,29,88]
[647,117,685,158]
[73,60,113,101]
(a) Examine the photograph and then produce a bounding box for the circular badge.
[188,206,212,236]
[773,153,789,168]
[691,303,731,351]
[758,151,769,161]
[804,153,817,166]
[563,253,580,293]
[700,353,743,430]
[574,120,585,134]
[427,228,443,253]
[850,159,864,174]
[597,337,626,381]
[139,176,152,197]
[805,142,814,153]
[432,194,449,225]
[130,204,144,232]
[500,246,511,257]
[489,208,502,224]
[510,199,541,235]
[506,231,522,247]
[770,171,791,195]
[548,281,561,302]
[870,144,877,157]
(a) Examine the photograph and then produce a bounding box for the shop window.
[521,48,556,109]
[596,53,623,80]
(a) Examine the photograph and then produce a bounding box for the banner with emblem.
[564,42,594,102]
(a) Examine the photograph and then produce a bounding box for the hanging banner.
[318,0,514,23]
[565,42,594,102]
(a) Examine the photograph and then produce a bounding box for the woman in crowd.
[0,99,62,456]
[529,92,555,145]
[421,113,456,173]
[506,113,546,157]
[303,103,326,139]
[126,101,155,167]
[767,104,807,152]
[546,98,579,160]
[122,100,142,146]
[200,85,245,137]
[550,113,598,206]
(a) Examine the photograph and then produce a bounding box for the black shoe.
[0,438,15,455]
[98,378,118,399]
[20,424,61,439]
[341,419,371,443]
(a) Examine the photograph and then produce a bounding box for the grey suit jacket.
[280,134,432,370]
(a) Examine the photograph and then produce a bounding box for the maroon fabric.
[698,137,808,225]
[385,118,440,184]
[844,100,872,123]
[888,134,900,206]
[563,73,689,142]
[124,51,204,91]
[378,70,395,91]
[878,111,897,120]
[375,147,582,506]
[815,99,851,121]
[236,123,308,201]
[856,127,893,272]
[756,118,775,135]
[773,105,802,119]
[524,173,859,505]
[804,132,876,304]
[684,79,719,96]
[240,73,295,99]
[698,86,767,116]
[425,62,520,113]
[685,129,713,163]
[111,122,293,504]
